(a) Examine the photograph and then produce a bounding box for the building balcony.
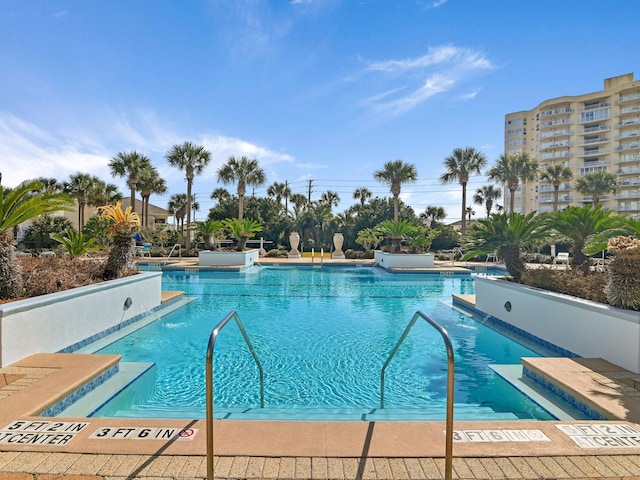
[540,151,572,160]
[619,154,640,164]
[583,125,611,134]
[617,93,640,104]
[618,118,640,127]
[579,149,610,157]
[538,119,572,130]
[537,130,571,140]
[581,102,610,111]
[539,107,573,119]
[618,166,640,175]
[617,142,640,152]
[616,130,640,140]
[539,141,572,150]
[617,192,640,200]
[617,204,640,212]
[619,106,640,116]
[579,137,610,146]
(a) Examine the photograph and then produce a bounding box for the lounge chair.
[136,243,152,257]
[554,252,570,265]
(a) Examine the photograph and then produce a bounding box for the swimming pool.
[92,266,558,421]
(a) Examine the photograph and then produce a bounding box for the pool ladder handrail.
[166,243,182,262]
[380,310,455,480]
[206,310,264,480]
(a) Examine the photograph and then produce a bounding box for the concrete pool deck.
[3,258,640,479]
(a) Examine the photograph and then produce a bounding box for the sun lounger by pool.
[554,252,570,265]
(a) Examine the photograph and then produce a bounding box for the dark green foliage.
[23,215,73,250]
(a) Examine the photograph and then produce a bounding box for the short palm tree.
[463,211,549,282]
[473,185,502,218]
[539,164,573,212]
[216,156,266,221]
[575,170,619,206]
[373,160,417,222]
[50,229,96,257]
[64,173,102,228]
[0,180,73,299]
[376,219,418,253]
[100,202,140,280]
[222,218,262,251]
[419,206,446,227]
[193,220,224,250]
[109,151,153,213]
[440,147,487,235]
[487,153,539,213]
[549,204,619,273]
[353,187,372,207]
[166,141,211,250]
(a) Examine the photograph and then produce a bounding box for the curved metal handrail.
[166,243,181,262]
[206,310,264,480]
[380,311,455,480]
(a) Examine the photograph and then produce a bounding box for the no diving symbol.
[179,428,196,440]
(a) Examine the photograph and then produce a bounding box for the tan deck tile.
[132,455,172,477]
[38,475,103,480]
[94,455,127,476]
[554,455,592,477]
[537,457,570,478]
[372,458,392,479]
[38,454,82,475]
[228,456,250,479]
[294,457,311,479]
[341,458,358,480]
[601,455,639,476]
[417,458,442,480]
[29,454,65,475]
[4,453,49,472]
[460,458,490,479]
[388,458,410,480]
[478,458,507,479]
[195,456,209,478]
[161,456,189,478]
[277,457,295,480]
[504,458,537,479]
[356,458,377,480]
[492,458,523,479]
[521,457,554,479]
[576,455,618,477]
[212,456,233,479]
[262,457,282,479]
[310,457,328,480]
[63,454,111,475]
[104,455,146,477]
[451,458,473,479]
[245,457,265,479]
[0,473,32,480]
[177,456,204,479]
[0,453,21,471]
[403,458,426,480]
[326,457,345,480]
[432,459,446,480]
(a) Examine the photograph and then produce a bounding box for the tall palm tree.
[168,193,189,242]
[0,180,73,299]
[267,181,291,210]
[210,188,231,205]
[109,151,153,213]
[473,185,502,218]
[166,141,211,250]
[216,156,266,221]
[64,173,101,228]
[320,190,340,209]
[419,205,446,227]
[466,206,475,222]
[89,180,122,207]
[539,164,573,212]
[575,170,619,206]
[353,187,372,207]
[373,159,418,222]
[290,193,308,211]
[487,153,539,213]
[440,147,487,235]
[137,167,167,228]
[30,177,63,193]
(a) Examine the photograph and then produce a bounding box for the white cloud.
[456,89,479,101]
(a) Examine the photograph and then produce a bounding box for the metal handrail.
[206,310,264,480]
[166,243,181,262]
[380,311,455,480]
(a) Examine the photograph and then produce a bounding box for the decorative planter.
[473,276,640,374]
[0,272,163,367]
[374,250,435,269]
[288,232,301,258]
[332,233,345,259]
[198,249,260,267]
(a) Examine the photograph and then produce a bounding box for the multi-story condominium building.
[504,72,640,217]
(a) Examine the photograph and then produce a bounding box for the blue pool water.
[93,266,555,420]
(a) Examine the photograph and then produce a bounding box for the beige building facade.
[505,72,640,217]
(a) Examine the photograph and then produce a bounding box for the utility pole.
[307,179,313,204]
[285,180,289,212]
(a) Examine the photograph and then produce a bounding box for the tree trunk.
[236,236,248,251]
[0,233,22,299]
[500,244,525,282]
[102,234,134,280]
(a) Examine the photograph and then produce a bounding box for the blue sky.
[1,0,639,223]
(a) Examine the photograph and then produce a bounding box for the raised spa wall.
[0,272,163,367]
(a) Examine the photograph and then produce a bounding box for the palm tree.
[463,211,549,282]
[216,156,266,221]
[168,193,189,242]
[100,202,140,280]
[353,187,372,207]
[0,180,73,299]
[30,177,63,193]
[89,180,122,207]
[222,218,263,251]
[419,205,446,227]
[166,141,211,250]
[320,190,340,209]
[539,164,573,211]
[267,181,291,210]
[308,201,334,248]
[575,170,619,206]
[373,160,418,222]
[137,168,167,228]
[473,185,502,218]
[109,151,153,213]
[376,219,417,253]
[549,204,619,273]
[290,193,308,211]
[465,206,475,222]
[64,173,101,228]
[487,153,539,213]
[440,147,487,235]
[210,188,231,205]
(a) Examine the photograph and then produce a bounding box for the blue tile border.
[522,367,606,420]
[57,295,184,354]
[39,364,119,417]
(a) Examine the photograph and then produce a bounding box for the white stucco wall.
[374,251,435,268]
[0,272,162,367]
[474,276,640,373]
[198,249,259,266]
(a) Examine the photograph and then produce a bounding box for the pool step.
[98,404,520,421]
